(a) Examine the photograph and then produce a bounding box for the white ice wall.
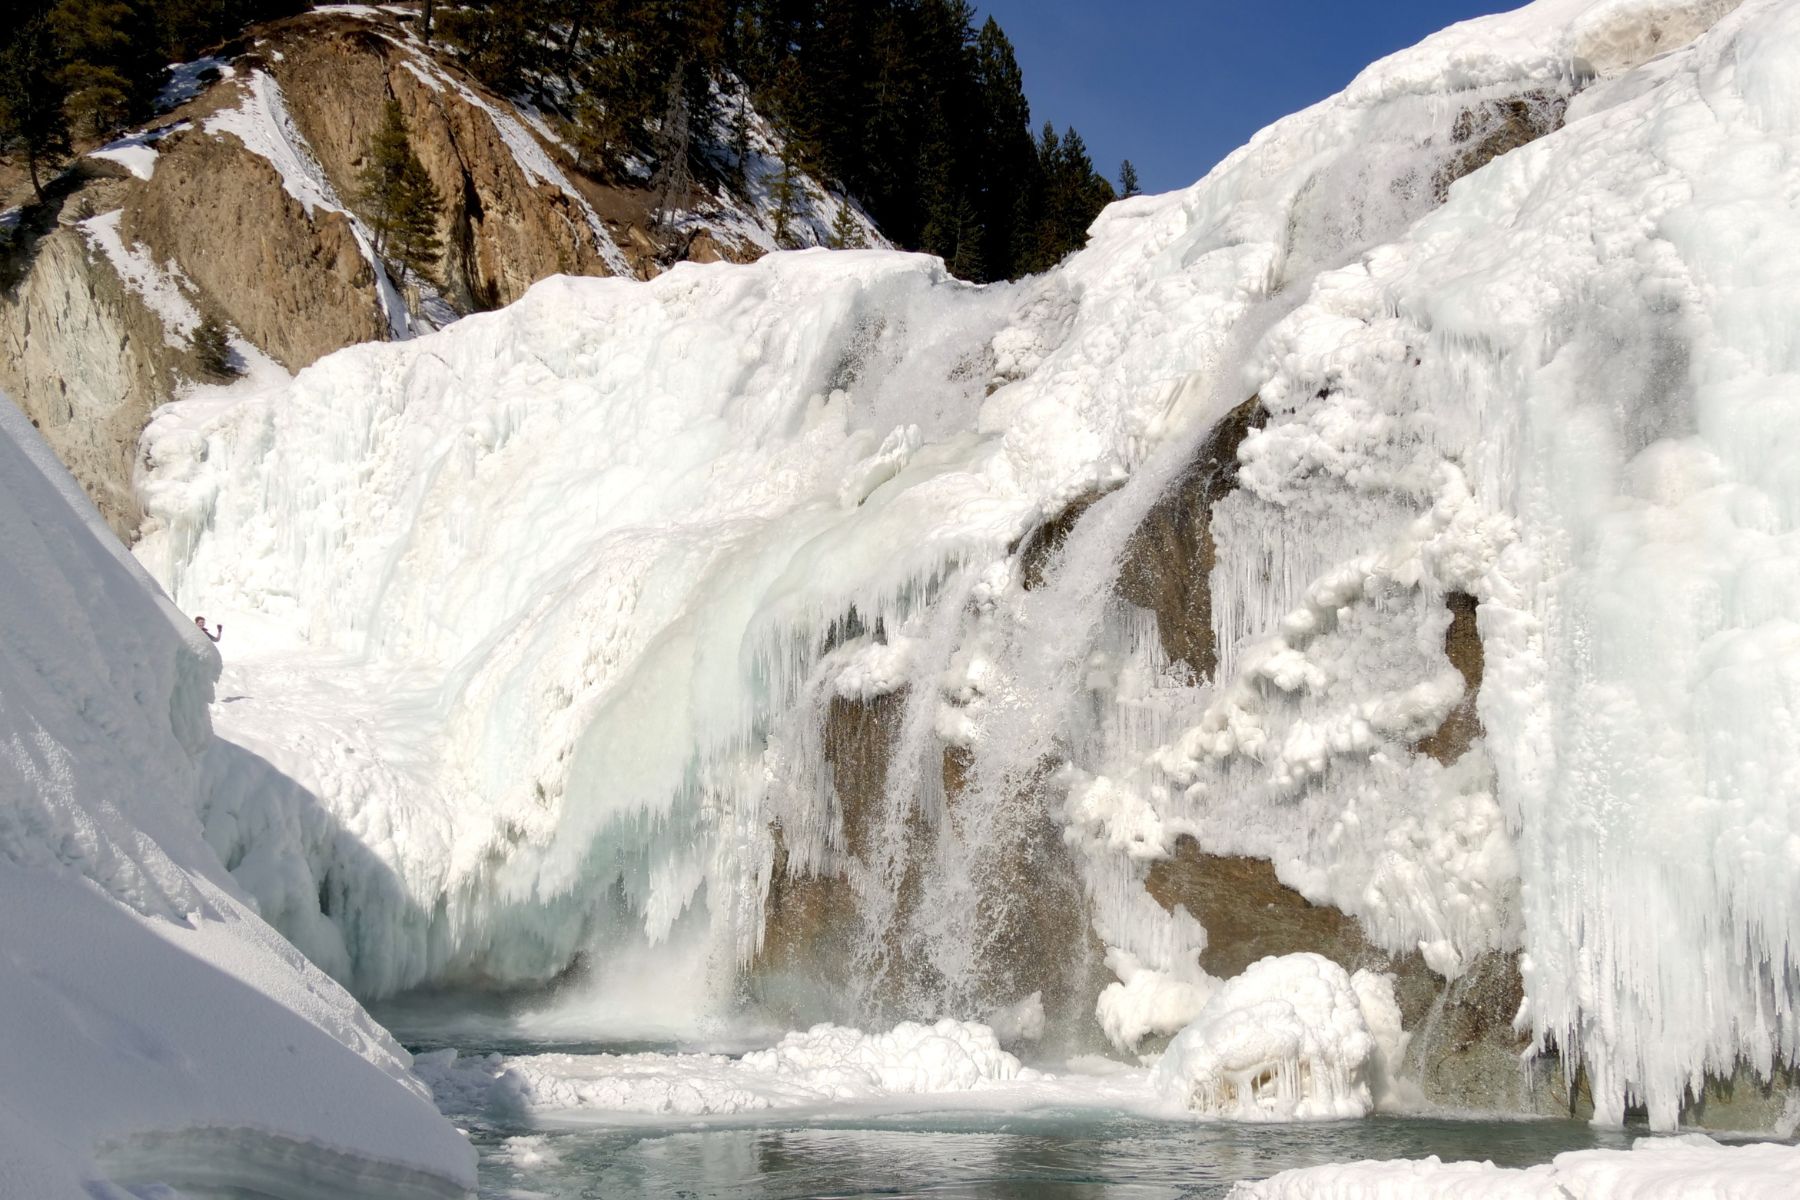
[0,398,473,1197]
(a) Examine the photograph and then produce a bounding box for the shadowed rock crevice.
[1416,590,1484,763]
[1115,395,1268,679]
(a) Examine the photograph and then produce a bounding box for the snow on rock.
[1230,1135,1800,1199]
[0,398,472,1198]
[78,209,200,346]
[204,69,413,338]
[416,1018,1038,1120]
[87,122,188,180]
[1151,955,1400,1121]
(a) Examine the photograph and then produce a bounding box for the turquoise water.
[463,1111,1636,1198]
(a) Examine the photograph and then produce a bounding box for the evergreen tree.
[768,141,801,248]
[52,0,162,139]
[648,63,693,228]
[190,313,240,381]
[1119,158,1139,198]
[828,202,863,249]
[0,9,71,202]
[355,100,444,286]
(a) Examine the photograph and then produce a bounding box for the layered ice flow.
[135,0,1800,1128]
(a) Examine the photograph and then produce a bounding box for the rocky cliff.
[0,3,879,540]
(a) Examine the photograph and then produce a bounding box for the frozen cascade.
[136,0,1799,1126]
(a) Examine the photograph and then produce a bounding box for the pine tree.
[390,152,444,285]
[828,202,864,249]
[769,142,801,248]
[648,63,693,229]
[355,100,443,286]
[0,9,71,202]
[1119,159,1140,198]
[191,313,239,381]
[52,0,162,139]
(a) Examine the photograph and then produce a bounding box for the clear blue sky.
[977,0,1523,196]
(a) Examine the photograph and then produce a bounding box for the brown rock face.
[1147,838,1383,980]
[757,692,902,1024]
[1146,837,1546,1111]
[0,198,178,539]
[265,20,610,312]
[124,126,386,372]
[1435,91,1568,200]
[757,689,1104,1039]
[1416,591,1485,763]
[1115,396,1268,679]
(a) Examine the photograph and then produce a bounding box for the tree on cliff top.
[0,9,72,202]
[354,100,444,288]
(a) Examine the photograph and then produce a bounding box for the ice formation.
[1151,955,1402,1121]
[0,398,472,1198]
[1232,1134,1800,1199]
[136,0,1800,1128]
[417,1018,1045,1120]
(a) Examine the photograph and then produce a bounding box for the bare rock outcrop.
[0,198,178,537]
[123,125,386,371]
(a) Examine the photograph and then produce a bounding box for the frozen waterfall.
[137,0,1798,1127]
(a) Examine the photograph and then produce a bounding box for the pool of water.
[463,1112,1640,1199]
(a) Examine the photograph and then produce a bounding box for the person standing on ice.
[194,615,222,643]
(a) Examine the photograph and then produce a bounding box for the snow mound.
[0,397,472,1198]
[1231,1134,1800,1199]
[1152,955,1403,1121]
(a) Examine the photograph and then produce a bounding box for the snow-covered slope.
[138,0,1799,1130]
[0,397,474,1198]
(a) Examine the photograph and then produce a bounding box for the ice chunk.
[1152,954,1398,1121]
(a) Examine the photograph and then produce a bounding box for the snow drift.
[1231,1134,1800,1199]
[0,397,473,1198]
[137,0,1800,1129]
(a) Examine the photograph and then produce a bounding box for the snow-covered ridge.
[137,0,1797,1130]
[0,398,473,1197]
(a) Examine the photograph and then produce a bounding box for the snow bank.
[1152,955,1402,1121]
[1231,1135,1800,1199]
[417,1018,1041,1120]
[0,397,472,1197]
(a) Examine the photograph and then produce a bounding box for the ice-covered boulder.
[1152,954,1403,1121]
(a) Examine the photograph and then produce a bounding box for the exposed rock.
[1435,91,1568,200]
[1146,837,1549,1112]
[1147,839,1384,981]
[1115,396,1267,678]
[123,125,385,371]
[755,692,903,1024]
[264,20,610,311]
[0,207,177,539]
[1415,591,1484,764]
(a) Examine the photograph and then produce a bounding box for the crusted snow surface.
[1151,955,1404,1122]
[0,398,472,1198]
[1231,1134,1800,1199]
[135,0,1798,1130]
